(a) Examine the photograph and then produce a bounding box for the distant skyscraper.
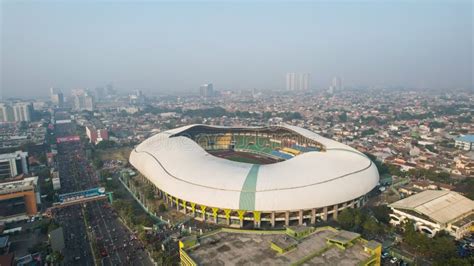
[328,77,343,95]
[286,73,296,91]
[286,73,310,90]
[94,87,106,102]
[50,88,64,107]
[301,73,310,90]
[332,77,343,91]
[200,83,214,98]
[129,90,146,105]
[84,95,94,111]
[73,91,95,111]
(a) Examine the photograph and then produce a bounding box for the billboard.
[56,135,80,143]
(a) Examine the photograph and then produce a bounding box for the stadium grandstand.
[130,124,379,228]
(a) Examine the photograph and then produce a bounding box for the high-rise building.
[129,90,146,105]
[332,77,343,91]
[200,83,214,98]
[94,87,106,102]
[286,73,296,91]
[328,77,343,95]
[286,73,310,90]
[0,103,14,122]
[84,95,95,111]
[301,73,310,90]
[12,102,33,122]
[0,151,29,179]
[73,91,95,111]
[50,88,64,107]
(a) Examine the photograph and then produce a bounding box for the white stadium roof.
[129,124,379,212]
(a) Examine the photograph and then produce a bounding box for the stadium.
[129,124,379,228]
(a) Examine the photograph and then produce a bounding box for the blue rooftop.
[456,135,474,143]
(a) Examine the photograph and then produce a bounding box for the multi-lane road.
[52,121,153,265]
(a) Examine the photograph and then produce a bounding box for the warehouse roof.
[390,190,474,224]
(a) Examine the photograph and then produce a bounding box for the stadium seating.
[271,150,294,160]
[282,147,301,156]
[292,144,320,153]
[197,134,319,160]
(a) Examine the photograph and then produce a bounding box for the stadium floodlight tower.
[130,124,379,228]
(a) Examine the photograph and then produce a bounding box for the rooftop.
[389,190,474,225]
[0,176,37,195]
[186,228,374,265]
[456,135,474,143]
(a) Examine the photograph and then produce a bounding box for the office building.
[0,151,29,179]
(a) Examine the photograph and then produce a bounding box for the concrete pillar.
[182,201,187,214]
[253,211,261,228]
[191,203,196,217]
[212,208,219,224]
[323,207,328,221]
[175,198,180,211]
[237,210,246,228]
[285,211,290,227]
[224,209,231,226]
[200,206,207,220]
[271,212,276,228]
[333,204,338,220]
[311,208,316,224]
[298,210,303,225]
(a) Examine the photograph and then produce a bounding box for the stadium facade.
[130,124,379,228]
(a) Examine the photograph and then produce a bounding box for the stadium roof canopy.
[389,190,474,224]
[130,124,379,212]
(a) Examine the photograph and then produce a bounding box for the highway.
[51,121,154,265]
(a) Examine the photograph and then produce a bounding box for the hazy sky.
[1,0,473,98]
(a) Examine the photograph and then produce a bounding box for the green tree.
[372,205,391,224]
[158,203,167,212]
[362,218,382,238]
[337,208,356,230]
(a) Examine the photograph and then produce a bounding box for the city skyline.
[2,1,473,98]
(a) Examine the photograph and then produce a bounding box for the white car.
[390,257,398,264]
